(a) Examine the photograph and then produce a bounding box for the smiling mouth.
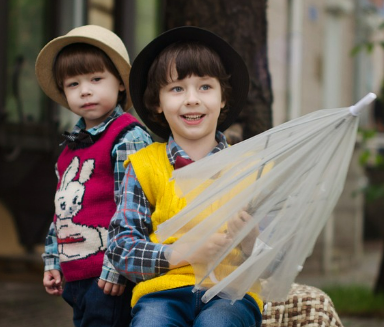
[182,114,205,121]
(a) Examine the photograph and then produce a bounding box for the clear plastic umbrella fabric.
[156,93,376,304]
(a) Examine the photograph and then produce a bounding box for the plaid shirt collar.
[166,131,228,166]
[72,105,124,136]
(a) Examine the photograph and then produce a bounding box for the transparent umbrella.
[156,93,377,303]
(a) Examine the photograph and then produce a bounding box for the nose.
[184,89,200,106]
[80,84,92,97]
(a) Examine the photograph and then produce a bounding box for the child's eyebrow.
[164,78,179,85]
[200,76,215,81]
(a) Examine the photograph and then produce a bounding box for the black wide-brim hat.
[129,26,249,140]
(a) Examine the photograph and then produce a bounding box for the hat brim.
[129,26,249,139]
[35,25,132,111]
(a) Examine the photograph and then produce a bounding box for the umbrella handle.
[349,92,377,116]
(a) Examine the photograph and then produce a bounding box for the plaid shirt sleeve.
[42,222,61,272]
[112,125,153,203]
[42,164,61,272]
[106,163,170,284]
[100,125,153,284]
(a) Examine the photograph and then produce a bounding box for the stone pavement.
[296,240,384,327]
[0,241,383,327]
[0,281,72,327]
[296,241,382,290]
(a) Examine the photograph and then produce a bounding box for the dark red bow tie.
[174,156,194,170]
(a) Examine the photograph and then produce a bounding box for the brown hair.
[53,43,126,108]
[143,41,232,129]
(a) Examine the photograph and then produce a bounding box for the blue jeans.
[131,286,262,327]
[62,278,133,327]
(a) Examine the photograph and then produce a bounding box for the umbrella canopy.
[156,93,377,303]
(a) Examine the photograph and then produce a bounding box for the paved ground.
[296,241,382,289]
[296,241,384,327]
[0,281,72,327]
[0,241,383,327]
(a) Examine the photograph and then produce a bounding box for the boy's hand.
[43,269,63,296]
[98,279,125,296]
[227,210,259,256]
[170,233,231,267]
[190,233,231,264]
[169,211,259,267]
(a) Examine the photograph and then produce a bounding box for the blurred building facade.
[0,0,383,274]
[268,0,384,273]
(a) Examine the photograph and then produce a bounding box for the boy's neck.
[174,135,218,161]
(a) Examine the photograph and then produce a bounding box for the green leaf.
[359,149,371,166]
[365,184,384,202]
[350,44,362,56]
[358,128,376,142]
[366,42,375,53]
[375,153,384,168]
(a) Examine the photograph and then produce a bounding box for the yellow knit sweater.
[127,142,263,311]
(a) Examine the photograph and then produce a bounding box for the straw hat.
[129,26,249,139]
[35,25,132,111]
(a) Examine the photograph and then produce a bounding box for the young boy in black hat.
[106,26,262,326]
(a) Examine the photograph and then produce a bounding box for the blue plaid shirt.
[106,132,227,283]
[43,106,153,284]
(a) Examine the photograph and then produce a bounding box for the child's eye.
[92,77,102,82]
[66,81,78,88]
[201,84,211,91]
[171,86,183,92]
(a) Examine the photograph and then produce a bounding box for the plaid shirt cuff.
[100,254,127,285]
[42,253,61,272]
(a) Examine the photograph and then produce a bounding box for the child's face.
[63,70,125,129]
[156,65,225,146]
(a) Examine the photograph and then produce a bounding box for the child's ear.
[156,106,163,114]
[119,83,125,92]
[220,100,226,109]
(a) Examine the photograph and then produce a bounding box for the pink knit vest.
[55,113,139,281]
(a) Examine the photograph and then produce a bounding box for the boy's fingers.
[98,278,106,290]
[117,285,126,296]
[98,279,113,295]
[100,282,125,296]
[43,270,63,296]
[213,233,232,246]
[45,286,61,296]
[43,271,58,286]
[239,211,251,222]
[51,270,62,284]
[43,277,54,286]
[227,215,243,236]
[110,283,120,296]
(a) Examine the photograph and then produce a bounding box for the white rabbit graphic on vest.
[55,156,107,262]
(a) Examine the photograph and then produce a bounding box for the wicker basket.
[262,284,343,327]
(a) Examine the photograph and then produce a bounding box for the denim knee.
[195,294,262,327]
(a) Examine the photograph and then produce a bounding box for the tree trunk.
[164,0,273,141]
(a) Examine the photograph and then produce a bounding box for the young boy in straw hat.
[35,25,152,326]
[106,26,262,326]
